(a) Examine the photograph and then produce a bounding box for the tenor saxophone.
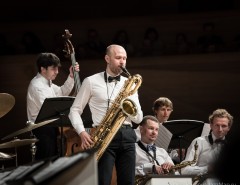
[90,67,142,161]
[135,142,199,185]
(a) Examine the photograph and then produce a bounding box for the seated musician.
[135,115,177,180]
[180,109,233,184]
[135,97,183,164]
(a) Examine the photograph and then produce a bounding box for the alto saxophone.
[135,142,199,185]
[90,67,142,161]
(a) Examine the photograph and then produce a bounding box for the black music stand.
[163,119,204,162]
[35,96,75,157]
[35,96,75,126]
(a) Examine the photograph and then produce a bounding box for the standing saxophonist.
[69,44,143,185]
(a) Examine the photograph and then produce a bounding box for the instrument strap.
[137,141,159,165]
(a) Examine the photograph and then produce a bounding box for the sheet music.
[155,124,172,150]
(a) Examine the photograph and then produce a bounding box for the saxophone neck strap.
[137,141,159,165]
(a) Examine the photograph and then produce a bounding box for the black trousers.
[33,127,59,160]
[98,125,136,185]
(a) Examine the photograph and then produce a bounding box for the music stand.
[163,119,204,162]
[35,96,75,157]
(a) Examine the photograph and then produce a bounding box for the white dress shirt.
[181,133,225,176]
[69,71,143,134]
[135,141,174,176]
[27,73,74,122]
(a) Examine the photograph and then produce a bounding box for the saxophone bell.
[120,98,138,118]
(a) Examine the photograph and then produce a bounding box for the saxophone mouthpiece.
[120,66,131,76]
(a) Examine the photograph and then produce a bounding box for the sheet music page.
[155,124,172,150]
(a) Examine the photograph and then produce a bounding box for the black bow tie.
[215,139,226,144]
[108,75,120,82]
[147,144,156,152]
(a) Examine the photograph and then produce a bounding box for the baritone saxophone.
[90,66,142,161]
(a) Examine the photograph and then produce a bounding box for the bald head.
[106,44,126,56]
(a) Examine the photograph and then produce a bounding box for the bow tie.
[108,75,120,82]
[215,139,226,144]
[147,144,156,152]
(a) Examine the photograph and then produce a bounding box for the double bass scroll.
[62,29,81,94]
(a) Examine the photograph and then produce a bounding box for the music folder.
[2,152,98,185]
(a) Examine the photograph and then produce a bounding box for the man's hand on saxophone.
[154,162,174,174]
[80,131,94,150]
[161,162,174,174]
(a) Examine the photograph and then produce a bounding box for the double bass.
[61,29,82,156]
